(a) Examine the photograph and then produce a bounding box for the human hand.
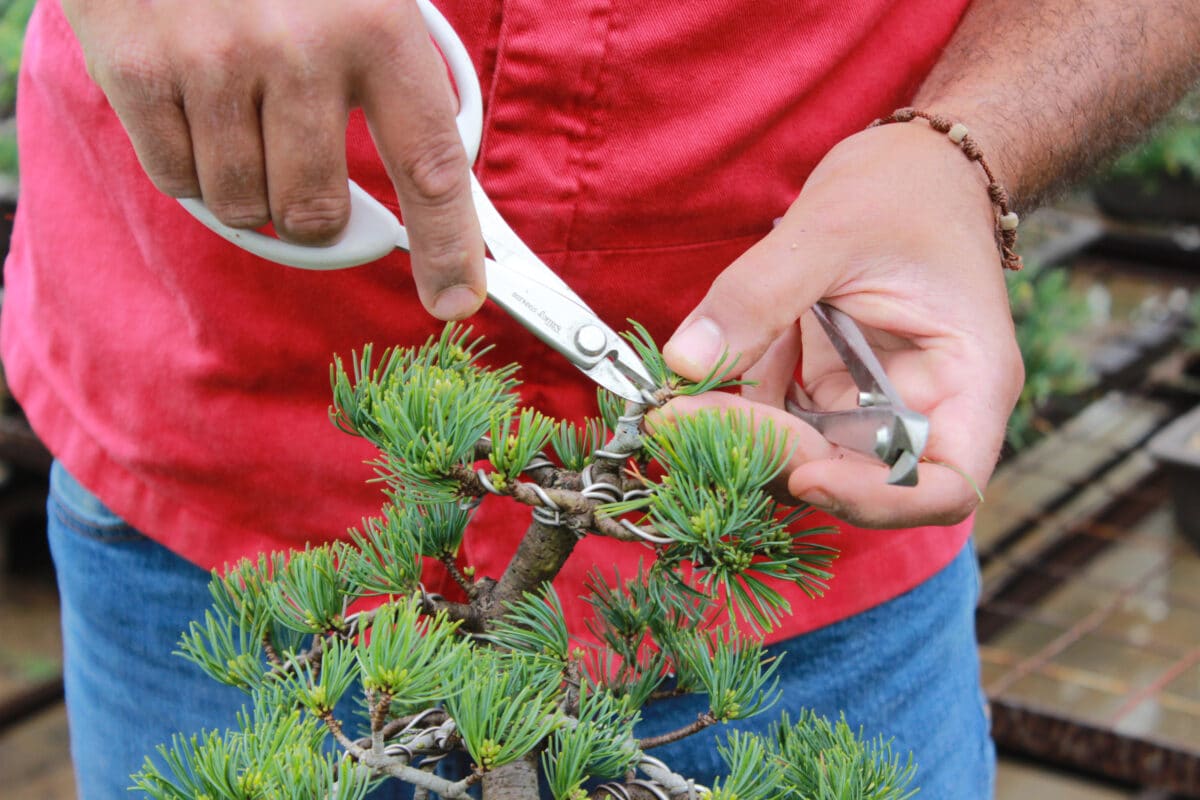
[661,122,1024,529]
[62,0,484,320]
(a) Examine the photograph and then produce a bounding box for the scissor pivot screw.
[575,325,608,357]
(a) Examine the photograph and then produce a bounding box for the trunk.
[481,754,540,799]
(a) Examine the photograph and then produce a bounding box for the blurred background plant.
[1005,263,1091,450]
[1094,88,1200,224]
[1108,90,1200,188]
[0,0,34,180]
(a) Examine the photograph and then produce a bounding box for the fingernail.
[801,489,834,511]
[432,284,483,320]
[666,317,725,374]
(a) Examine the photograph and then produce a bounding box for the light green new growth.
[601,410,838,630]
[444,650,564,771]
[135,322,917,800]
[550,417,607,472]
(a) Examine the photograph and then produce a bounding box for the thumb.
[663,221,833,381]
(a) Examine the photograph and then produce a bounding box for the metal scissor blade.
[469,174,579,299]
[786,303,929,486]
[482,258,656,403]
[786,390,928,486]
[469,173,657,403]
[811,303,898,405]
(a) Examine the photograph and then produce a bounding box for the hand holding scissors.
[179,0,927,483]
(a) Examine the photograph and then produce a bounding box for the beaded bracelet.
[869,108,1023,271]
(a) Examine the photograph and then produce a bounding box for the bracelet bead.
[873,108,1023,271]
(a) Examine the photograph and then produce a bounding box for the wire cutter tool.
[785,304,929,486]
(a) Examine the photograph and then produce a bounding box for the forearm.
[914,0,1200,211]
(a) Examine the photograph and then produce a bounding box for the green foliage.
[585,563,709,663]
[131,689,369,800]
[268,545,355,635]
[584,650,667,713]
[344,504,424,595]
[210,553,282,627]
[603,410,837,630]
[330,326,520,502]
[671,632,781,722]
[355,598,467,710]
[709,731,785,800]
[595,386,626,432]
[1007,264,1090,449]
[210,552,308,655]
[550,417,607,471]
[622,319,750,397]
[0,129,15,179]
[357,498,474,563]
[147,321,915,800]
[0,0,33,180]
[489,407,555,486]
[177,608,269,693]
[764,710,918,800]
[444,650,565,772]
[485,584,571,664]
[1109,90,1200,186]
[286,636,358,716]
[543,687,641,800]
[0,0,33,117]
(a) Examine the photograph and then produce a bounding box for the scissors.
[178,0,927,484]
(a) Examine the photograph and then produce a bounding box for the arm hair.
[914,0,1200,211]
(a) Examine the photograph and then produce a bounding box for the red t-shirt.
[3,0,973,643]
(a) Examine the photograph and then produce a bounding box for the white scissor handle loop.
[178,0,483,271]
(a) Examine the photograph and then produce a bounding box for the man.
[5,0,1198,797]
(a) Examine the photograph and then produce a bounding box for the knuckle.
[275,194,350,243]
[148,170,200,198]
[347,0,411,46]
[98,50,164,94]
[208,160,266,202]
[207,197,270,229]
[126,123,199,197]
[399,134,470,207]
[418,243,480,286]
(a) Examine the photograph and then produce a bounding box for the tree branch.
[482,754,540,798]
[326,712,470,797]
[484,516,580,621]
[440,553,477,598]
[636,712,717,750]
[355,708,448,749]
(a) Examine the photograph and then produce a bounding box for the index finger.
[354,4,485,320]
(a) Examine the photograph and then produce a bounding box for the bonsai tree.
[131,323,918,800]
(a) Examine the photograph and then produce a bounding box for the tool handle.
[176,0,483,270]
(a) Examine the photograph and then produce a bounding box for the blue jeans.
[48,461,994,799]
